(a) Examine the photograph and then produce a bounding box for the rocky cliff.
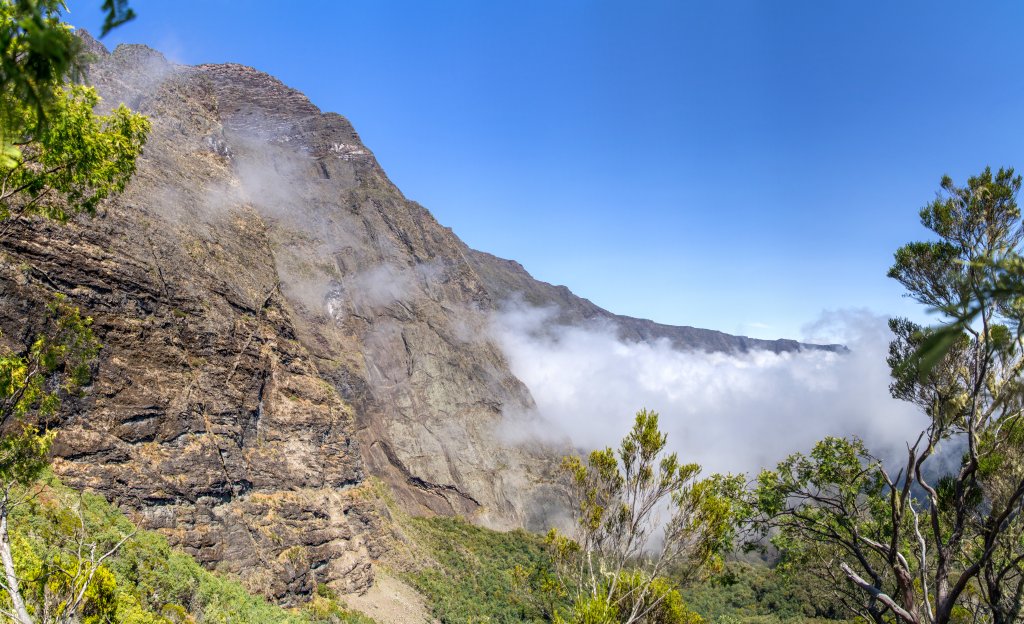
[0,37,837,599]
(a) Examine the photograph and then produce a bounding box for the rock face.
[1,43,377,600]
[0,37,838,599]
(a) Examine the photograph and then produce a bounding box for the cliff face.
[1,40,565,598]
[0,39,835,599]
[0,44,379,600]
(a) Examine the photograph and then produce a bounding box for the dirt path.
[343,573,437,624]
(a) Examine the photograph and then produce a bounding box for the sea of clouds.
[491,303,928,476]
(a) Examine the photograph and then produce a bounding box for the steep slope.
[0,37,836,599]
[1,43,378,599]
[7,475,377,622]
[1,39,562,597]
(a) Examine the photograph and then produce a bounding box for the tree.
[0,298,117,624]
[548,409,740,624]
[0,82,148,229]
[0,0,136,166]
[0,0,148,227]
[0,1,146,620]
[748,167,1024,624]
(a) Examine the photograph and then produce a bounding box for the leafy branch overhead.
[98,0,134,36]
[0,84,148,225]
[892,168,1024,376]
[0,0,135,120]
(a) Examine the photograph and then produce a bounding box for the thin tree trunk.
[0,509,32,624]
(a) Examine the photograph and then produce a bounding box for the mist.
[492,303,928,476]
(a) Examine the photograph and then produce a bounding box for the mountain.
[0,36,840,600]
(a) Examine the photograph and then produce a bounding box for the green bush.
[402,515,559,623]
[681,561,850,624]
[6,474,376,623]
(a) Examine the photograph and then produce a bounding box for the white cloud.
[491,304,927,476]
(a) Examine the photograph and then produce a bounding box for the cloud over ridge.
[491,304,926,475]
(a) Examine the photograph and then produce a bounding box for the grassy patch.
[401,515,557,623]
[393,510,854,624]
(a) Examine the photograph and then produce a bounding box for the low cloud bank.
[492,304,927,476]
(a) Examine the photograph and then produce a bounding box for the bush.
[402,515,558,623]
[6,473,377,623]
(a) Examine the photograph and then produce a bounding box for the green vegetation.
[745,168,1024,624]
[402,514,559,623]
[546,410,740,624]
[0,296,103,623]
[397,413,746,624]
[397,511,851,624]
[0,1,148,185]
[0,295,99,429]
[682,562,850,624]
[3,473,374,623]
[0,0,132,133]
[0,81,149,222]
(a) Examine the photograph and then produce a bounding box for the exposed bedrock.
[0,36,839,598]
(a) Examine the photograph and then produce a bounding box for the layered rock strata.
[0,37,838,598]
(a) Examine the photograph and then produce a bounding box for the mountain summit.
[0,38,839,599]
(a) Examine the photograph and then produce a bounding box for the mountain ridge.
[464,247,844,354]
[0,34,841,600]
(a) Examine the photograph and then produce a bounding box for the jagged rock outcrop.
[0,35,838,599]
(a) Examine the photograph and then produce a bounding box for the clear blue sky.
[64,1,1024,341]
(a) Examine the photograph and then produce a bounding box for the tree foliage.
[747,168,1024,624]
[0,0,136,156]
[0,295,102,624]
[681,560,849,623]
[0,83,148,225]
[0,296,99,430]
[0,1,147,620]
[549,409,741,624]
[0,0,81,140]
[401,514,559,623]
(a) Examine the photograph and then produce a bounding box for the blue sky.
[64,1,1024,341]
